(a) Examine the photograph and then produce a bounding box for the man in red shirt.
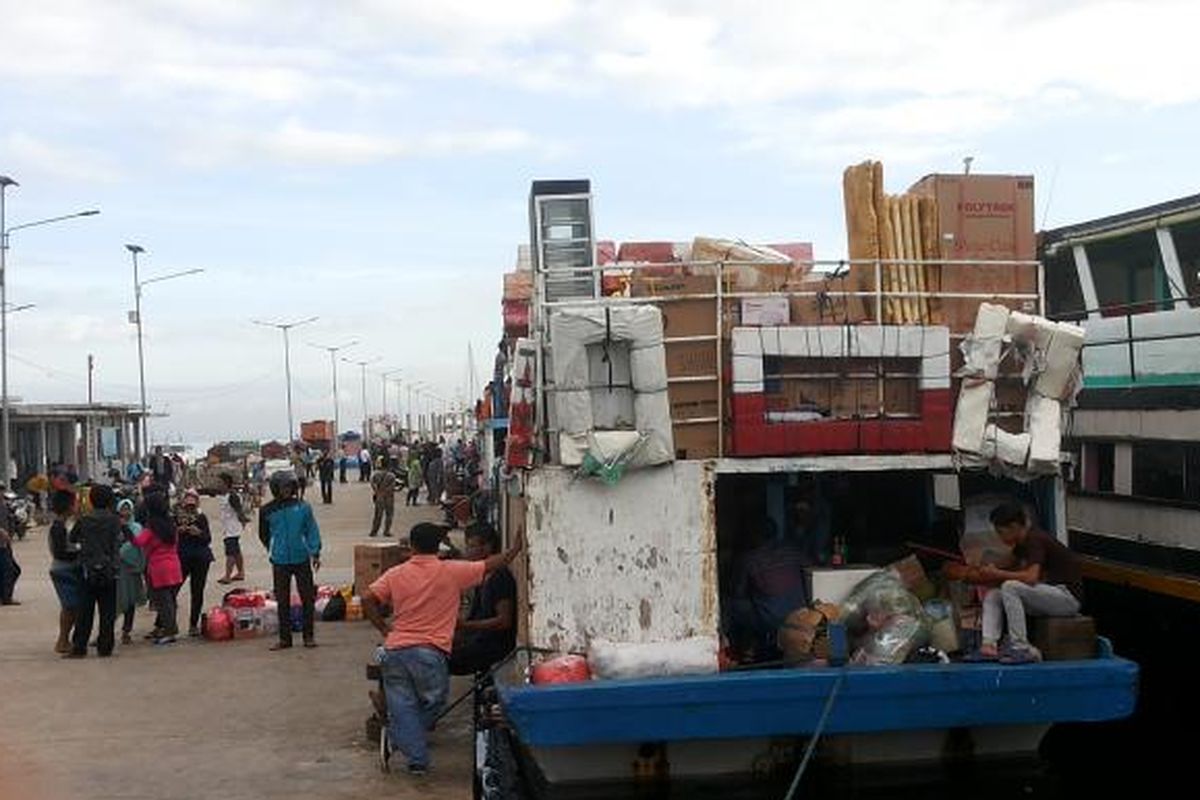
[363,522,522,775]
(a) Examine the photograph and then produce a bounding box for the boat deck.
[498,641,1138,748]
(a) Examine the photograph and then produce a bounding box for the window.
[1086,231,1173,316]
[1168,218,1200,305]
[1132,443,1184,500]
[1086,442,1115,492]
[1128,442,1200,503]
[1044,249,1086,319]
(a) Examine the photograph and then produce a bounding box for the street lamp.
[126,243,203,458]
[380,368,402,419]
[252,316,318,442]
[0,174,99,485]
[409,381,428,439]
[309,340,357,446]
[342,356,380,441]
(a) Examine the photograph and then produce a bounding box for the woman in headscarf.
[133,491,183,645]
[174,488,213,638]
[115,498,147,645]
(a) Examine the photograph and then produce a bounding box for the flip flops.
[999,645,1043,664]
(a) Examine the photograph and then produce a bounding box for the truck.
[468,177,1138,797]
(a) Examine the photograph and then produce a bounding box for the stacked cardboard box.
[354,542,410,594]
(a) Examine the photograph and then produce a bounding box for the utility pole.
[310,340,357,448]
[252,316,319,442]
[87,354,94,405]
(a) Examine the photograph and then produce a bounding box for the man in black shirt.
[66,485,122,657]
[450,523,517,675]
[974,501,1082,664]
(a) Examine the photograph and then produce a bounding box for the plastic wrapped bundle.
[840,571,930,665]
[587,636,719,680]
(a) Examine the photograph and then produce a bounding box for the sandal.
[999,645,1042,665]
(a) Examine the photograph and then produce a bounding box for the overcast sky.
[1,0,1197,447]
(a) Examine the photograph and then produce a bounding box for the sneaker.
[999,644,1042,664]
[270,641,293,651]
[406,764,428,777]
[154,635,177,646]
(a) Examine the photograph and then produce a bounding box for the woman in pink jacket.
[133,491,183,645]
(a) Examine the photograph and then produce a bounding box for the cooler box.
[804,567,881,605]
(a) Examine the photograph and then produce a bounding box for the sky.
[1,0,1198,447]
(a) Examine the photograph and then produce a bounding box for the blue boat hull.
[498,647,1138,749]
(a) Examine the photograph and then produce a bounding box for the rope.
[782,672,844,800]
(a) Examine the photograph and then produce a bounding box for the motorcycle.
[3,490,31,540]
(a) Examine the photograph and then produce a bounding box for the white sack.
[588,636,719,680]
[1035,323,1085,400]
[979,424,1031,467]
[1027,395,1062,473]
[952,381,993,454]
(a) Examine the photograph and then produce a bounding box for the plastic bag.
[531,655,592,685]
[840,571,930,665]
[204,607,234,641]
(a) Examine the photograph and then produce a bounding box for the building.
[10,402,146,482]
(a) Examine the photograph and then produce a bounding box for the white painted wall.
[525,461,718,653]
[1069,495,1200,551]
[1072,409,1200,441]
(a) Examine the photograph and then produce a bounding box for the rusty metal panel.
[525,462,717,653]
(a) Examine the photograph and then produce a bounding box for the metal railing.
[530,257,1043,458]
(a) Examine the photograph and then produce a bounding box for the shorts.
[223,537,242,557]
[50,560,84,610]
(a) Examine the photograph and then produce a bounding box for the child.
[115,499,147,645]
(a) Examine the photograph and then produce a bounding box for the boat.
[473,176,1140,797]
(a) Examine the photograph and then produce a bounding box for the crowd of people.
[1,433,524,781]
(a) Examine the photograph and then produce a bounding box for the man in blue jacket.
[259,469,322,650]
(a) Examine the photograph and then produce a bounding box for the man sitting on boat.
[728,517,809,661]
[970,502,1083,664]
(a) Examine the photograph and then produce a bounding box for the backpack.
[322,593,346,622]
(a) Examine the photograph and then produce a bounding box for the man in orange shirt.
[363,522,523,775]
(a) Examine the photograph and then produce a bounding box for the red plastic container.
[530,655,592,685]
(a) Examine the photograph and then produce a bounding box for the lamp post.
[252,316,319,442]
[309,340,357,447]
[410,382,428,439]
[380,367,402,425]
[125,244,203,458]
[0,175,99,484]
[343,356,379,441]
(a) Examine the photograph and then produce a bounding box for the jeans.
[272,561,315,644]
[982,580,1081,648]
[370,499,394,537]
[180,556,211,630]
[153,584,180,636]
[377,645,449,770]
[320,478,333,504]
[73,576,117,656]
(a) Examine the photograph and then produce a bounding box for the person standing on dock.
[318,451,336,505]
[368,462,396,538]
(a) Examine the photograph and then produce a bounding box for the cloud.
[1,133,124,183]
[177,120,536,167]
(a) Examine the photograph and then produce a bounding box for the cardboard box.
[502,270,533,301]
[630,273,719,298]
[668,381,720,422]
[354,542,410,593]
[672,421,719,459]
[908,173,1038,332]
[1030,615,1096,661]
[665,341,717,378]
[741,297,790,327]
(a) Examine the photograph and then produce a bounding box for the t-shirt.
[369,555,487,653]
[218,493,246,539]
[463,567,517,654]
[1015,528,1083,600]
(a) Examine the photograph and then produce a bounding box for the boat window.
[1168,218,1200,306]
[1086,231,1173,316]
[1130,442,1200,502]
[1044,249,1086,320]
[1083,442,1115,493]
